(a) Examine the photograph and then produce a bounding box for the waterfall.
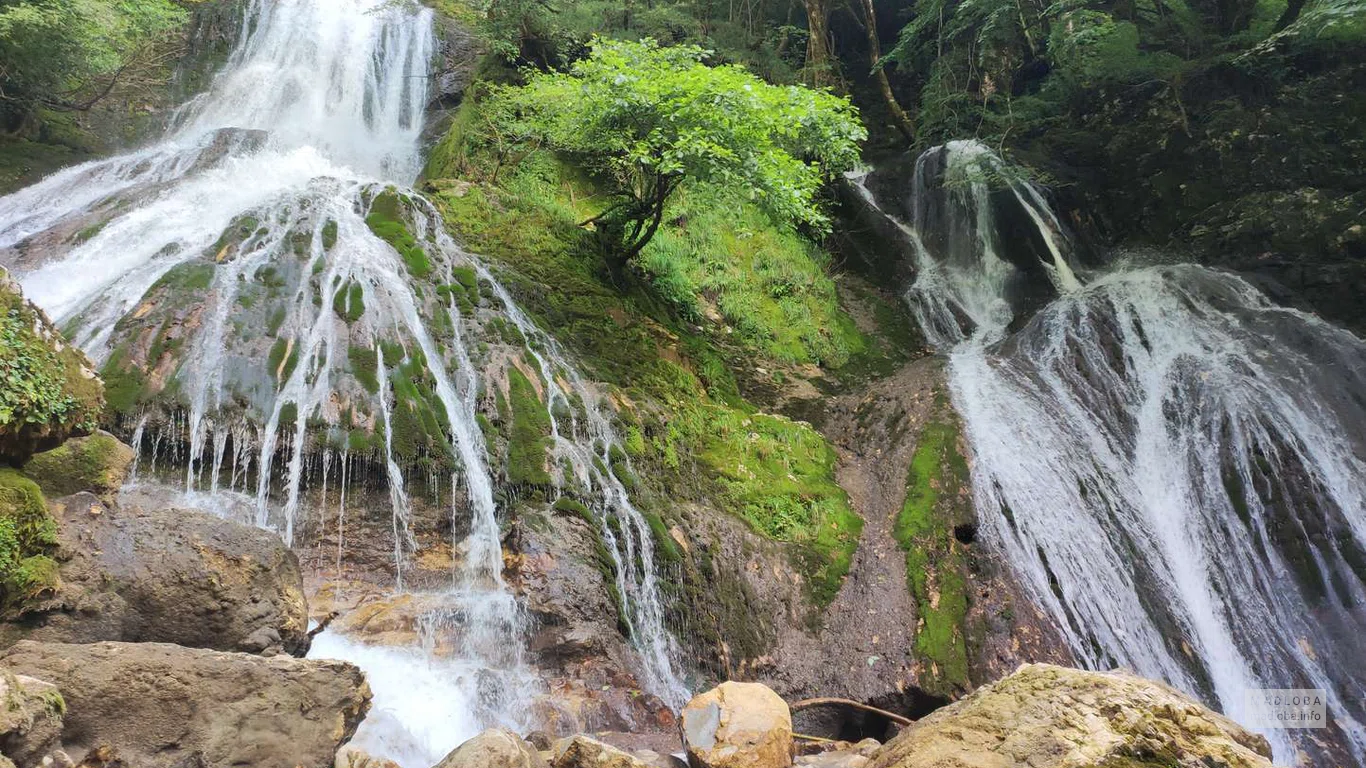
[0,0,687,764]
[866,140,1366,766]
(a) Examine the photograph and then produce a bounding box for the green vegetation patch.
[695,407,861,606]
[22,432,130,498]
[639,188,865,367]
[429,134,862,609]
[332,280,365,324]
[0,469,60,611]
[0,283,103,459]
[366,190,431,279]
[894,410,975,698]
[386,349,455,472]
[505,366,552,488]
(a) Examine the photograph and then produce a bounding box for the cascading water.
[0,0,687,764]
[866,140,1366,766]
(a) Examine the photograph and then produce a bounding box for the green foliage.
[429,141,861,608]
[0,285,102,453]
[487,38,865,262]
[0,0,191,129]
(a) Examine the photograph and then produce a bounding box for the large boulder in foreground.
[0,493,309,655]
[0,272,102,463]
[867,664,1274,768]
[682,681,793,768]
[0,640,370,768]
[434,729,549,768]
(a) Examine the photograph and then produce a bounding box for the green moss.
[639,187,866,368]
[366,190,431,279]
[0,284,103,456]
[74,221,107,244]
[348,344,380,394]
[332,280,365,324]
[0,469,59,610]
[553,495,595,524]
[267,338,299,384]
[22,432,129,498]
[894,413,974,697]
[322,220,339,249]
[506,367,552,488]
[99,345,148,415]
[426,105,861,616]
[385,354,455,470]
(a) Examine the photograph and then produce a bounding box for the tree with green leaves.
[0,0,194,132]
[489,38,865,267]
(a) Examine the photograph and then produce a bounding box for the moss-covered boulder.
[0,469,60,613]
[868,664,1274,768]
[0,272,103,462]
[21,431,134,501]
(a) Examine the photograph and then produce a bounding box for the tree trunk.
[804,0,836,86]
[855,0,915,142]
[1274,0,1307,30]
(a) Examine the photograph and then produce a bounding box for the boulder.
[0,671,64,764]
[336,744,401,768]
[681,682,793,768]
[0,494,309,655]
[552,735,653,768]
[0,273,102,463]
[867,664,1274,768]
[434,729,549,768]
[21,432,133,501]
[0,640,370,768]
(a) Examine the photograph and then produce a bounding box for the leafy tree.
[489,38,865,266]
[0,0,193,131]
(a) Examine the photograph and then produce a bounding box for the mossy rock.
[22,432,134,501]
[0,274,103,462]
[0,468,59,611]
[894,401,975,698]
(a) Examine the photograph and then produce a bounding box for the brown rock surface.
[0,671,64,765]
[867,664,1274,768]
[681,681,794,768]
[0,494,309,655]
[552,735,654,768]
[434,729,549,768]
[0,640,369,768]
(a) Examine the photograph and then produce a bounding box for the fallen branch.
[790,698,914,727]
[308,611,340,640]
[793,733,840,743]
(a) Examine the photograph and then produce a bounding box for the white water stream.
[0,0,686,764]
[868,141,1366,766]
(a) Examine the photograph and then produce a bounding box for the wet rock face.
[867,664,1274,768]
[0,494,309,656]
[0,640,370,768]
[682,682,794,768]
